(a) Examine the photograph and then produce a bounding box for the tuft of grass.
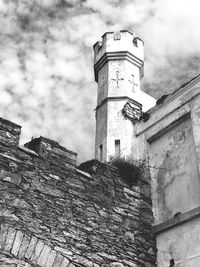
[111,158,141,187]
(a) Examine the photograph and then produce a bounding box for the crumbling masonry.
[0,117,156,266]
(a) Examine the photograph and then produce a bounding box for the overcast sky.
[0,0,200,162]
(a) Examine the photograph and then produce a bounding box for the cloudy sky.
[0,0,200,162]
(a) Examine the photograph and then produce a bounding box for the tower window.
[99,144,103,162]
[115,139,120,157]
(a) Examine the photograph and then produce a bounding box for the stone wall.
[0,117,155,267]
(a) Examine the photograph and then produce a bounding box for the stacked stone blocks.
[0,117,156,266]
[0,224,75,267]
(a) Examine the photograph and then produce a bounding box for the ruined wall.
[0,117,155,267]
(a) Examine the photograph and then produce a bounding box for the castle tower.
[93,30,156,162]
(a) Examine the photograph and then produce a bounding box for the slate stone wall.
[0,117,156,267]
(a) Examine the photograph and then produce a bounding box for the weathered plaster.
[97,64,108,105]
[157,217,200,266]
[190,95,200,178]
[95,103,107,160]
[107,100,134,160]
[149,116,200,224]
[133,74,200,267]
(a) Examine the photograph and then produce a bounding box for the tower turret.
[93,30,156,162]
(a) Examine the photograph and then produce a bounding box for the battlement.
[93,30,144,66]
[93,30,144,82]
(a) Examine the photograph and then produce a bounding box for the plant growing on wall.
[110,157,142,187]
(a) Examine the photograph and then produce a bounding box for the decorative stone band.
[0,223,75,267]
[95,96,142,112]
[93,51,144,82]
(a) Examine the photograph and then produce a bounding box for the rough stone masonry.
[0,117,156,266]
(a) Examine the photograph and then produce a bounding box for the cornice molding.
[148,74,200,117]
[94,51,144,82]
[95,96,142,112]
[153,205,200,235]
[136,75,200,137]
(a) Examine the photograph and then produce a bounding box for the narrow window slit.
[115,139,120,157]
[99,144,103,161]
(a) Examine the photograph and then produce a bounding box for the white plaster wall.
[95,104,107,160]
[108,60,140,98]
[157,217,200,267]
[107,60,155,112]
[149,116,200,224]
[94,31,144,64]
[135,77,200,224]
[131,127,147,161]
[107,100,134,161]
[191,94,200,178]
[97,64,108,106]
[94,30,155,162]
[131,63,200,267]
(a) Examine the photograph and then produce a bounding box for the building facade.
[137,74,200,267]
[94,30,200,267]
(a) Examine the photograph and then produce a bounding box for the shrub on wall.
[110,157,142,187]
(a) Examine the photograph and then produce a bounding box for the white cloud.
[137,0,200,96]
[0,0,200,162]
[0,91,12,105]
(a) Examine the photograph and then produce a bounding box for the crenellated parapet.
[93,30,144,82]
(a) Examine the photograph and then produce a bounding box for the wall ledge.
[75,168,92,179]
[18,145,39,157]
[153,206,200,235]
[24,136,77,167]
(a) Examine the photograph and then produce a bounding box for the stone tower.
[93,30,156,162]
